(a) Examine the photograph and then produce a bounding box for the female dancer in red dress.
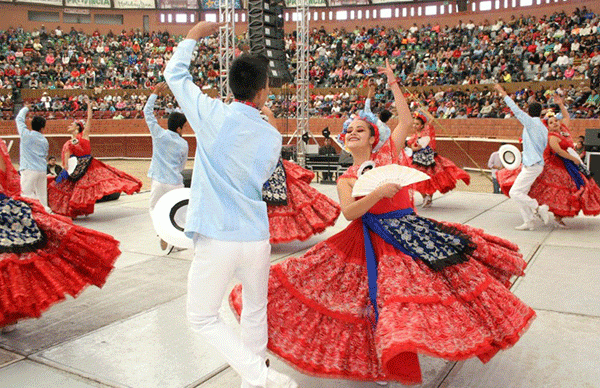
[267,159,341,244]
[230,61,535,384]
[1,138,120,330]
[497,97,600,227]
[48,97,142,217]
[528,96,600,227]
[407,109,470,207]
[260,105,341,244]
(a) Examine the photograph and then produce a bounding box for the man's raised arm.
[163,21,223,135]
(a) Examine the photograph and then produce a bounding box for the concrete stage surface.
[1,185,599,388]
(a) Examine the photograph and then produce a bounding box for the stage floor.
[1,185,599,388]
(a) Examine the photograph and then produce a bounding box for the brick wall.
[3,117,598,170]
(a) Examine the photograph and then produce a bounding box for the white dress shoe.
[515,222,535,231]
[265,368,298,388]
[536,204,550,225]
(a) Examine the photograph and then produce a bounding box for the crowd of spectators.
[0,6,599,120]
[298,6,600,88]
[265,79,600,120]
[21,90,180,120]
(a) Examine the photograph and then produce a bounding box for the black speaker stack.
[584,129,600,180]
[248,0,292,85]
[584,128,600,152]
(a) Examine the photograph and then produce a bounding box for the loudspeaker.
[248,0,292,84]
[588,152,600,180]
[457,0,468,12]
[584,128,600,152]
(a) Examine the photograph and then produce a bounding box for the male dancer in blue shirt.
[495,84,550,230]
[143,82,189,252]
[164,22,297,388]
[16,103,49,209]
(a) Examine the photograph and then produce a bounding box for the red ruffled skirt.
[230,219,534,384]
[528,160,600,218]
[497,167,521,197]
[48,158,142,217]
[496,163,600,218]
[0,196,120,327]
[268,160,341,244]
[411,155,470,195]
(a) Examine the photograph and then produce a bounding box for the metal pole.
[295,0,309,166]
[219,0,236,100]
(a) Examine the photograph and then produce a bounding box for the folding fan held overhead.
[352,165,431,197]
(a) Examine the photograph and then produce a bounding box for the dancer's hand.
[553,93,564,106]
[494,84,507,97]
[374,183,402,199]
[261,104,274,117]
[154,82,169,97]
[367,81,376,99]
[377,59,396,83]
[186,21,225,41]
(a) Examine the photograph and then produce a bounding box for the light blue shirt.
[164,39,282,242]
[16,107,48,172]
[144,94,189,186]
[504,96,548,167]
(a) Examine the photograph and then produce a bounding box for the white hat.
[499,144,521,170]
[152,188,193,249]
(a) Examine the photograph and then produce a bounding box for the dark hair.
[168,112,187,133]
[75,121,84,133]
[31,116,46,132]
[366,122,376,137]
[48,156,56,161]
[528,102,542,117]
[415,116,426,126]
[379,110,392,123]
[228,54,269,102]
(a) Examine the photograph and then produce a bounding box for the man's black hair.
[379,110,392,123]
[31,116,46,132]
[229,54,269,102]
[528,102,542,117]
[168,112,187,133]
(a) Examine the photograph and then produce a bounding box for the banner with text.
[158,0,198,8]
[285,0,327,6]
[371,0,412,3]
[65,0,111,7]
[16,0,63,6]
[114,0,155,8]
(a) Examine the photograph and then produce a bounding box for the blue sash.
[561,156,585,190]
[362,208,414,323]
[361,208,473,323]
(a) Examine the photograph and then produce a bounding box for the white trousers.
[148,179,184,213]
[20,169,47,208]
[187,234,271,388]
[509,163,543,223]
